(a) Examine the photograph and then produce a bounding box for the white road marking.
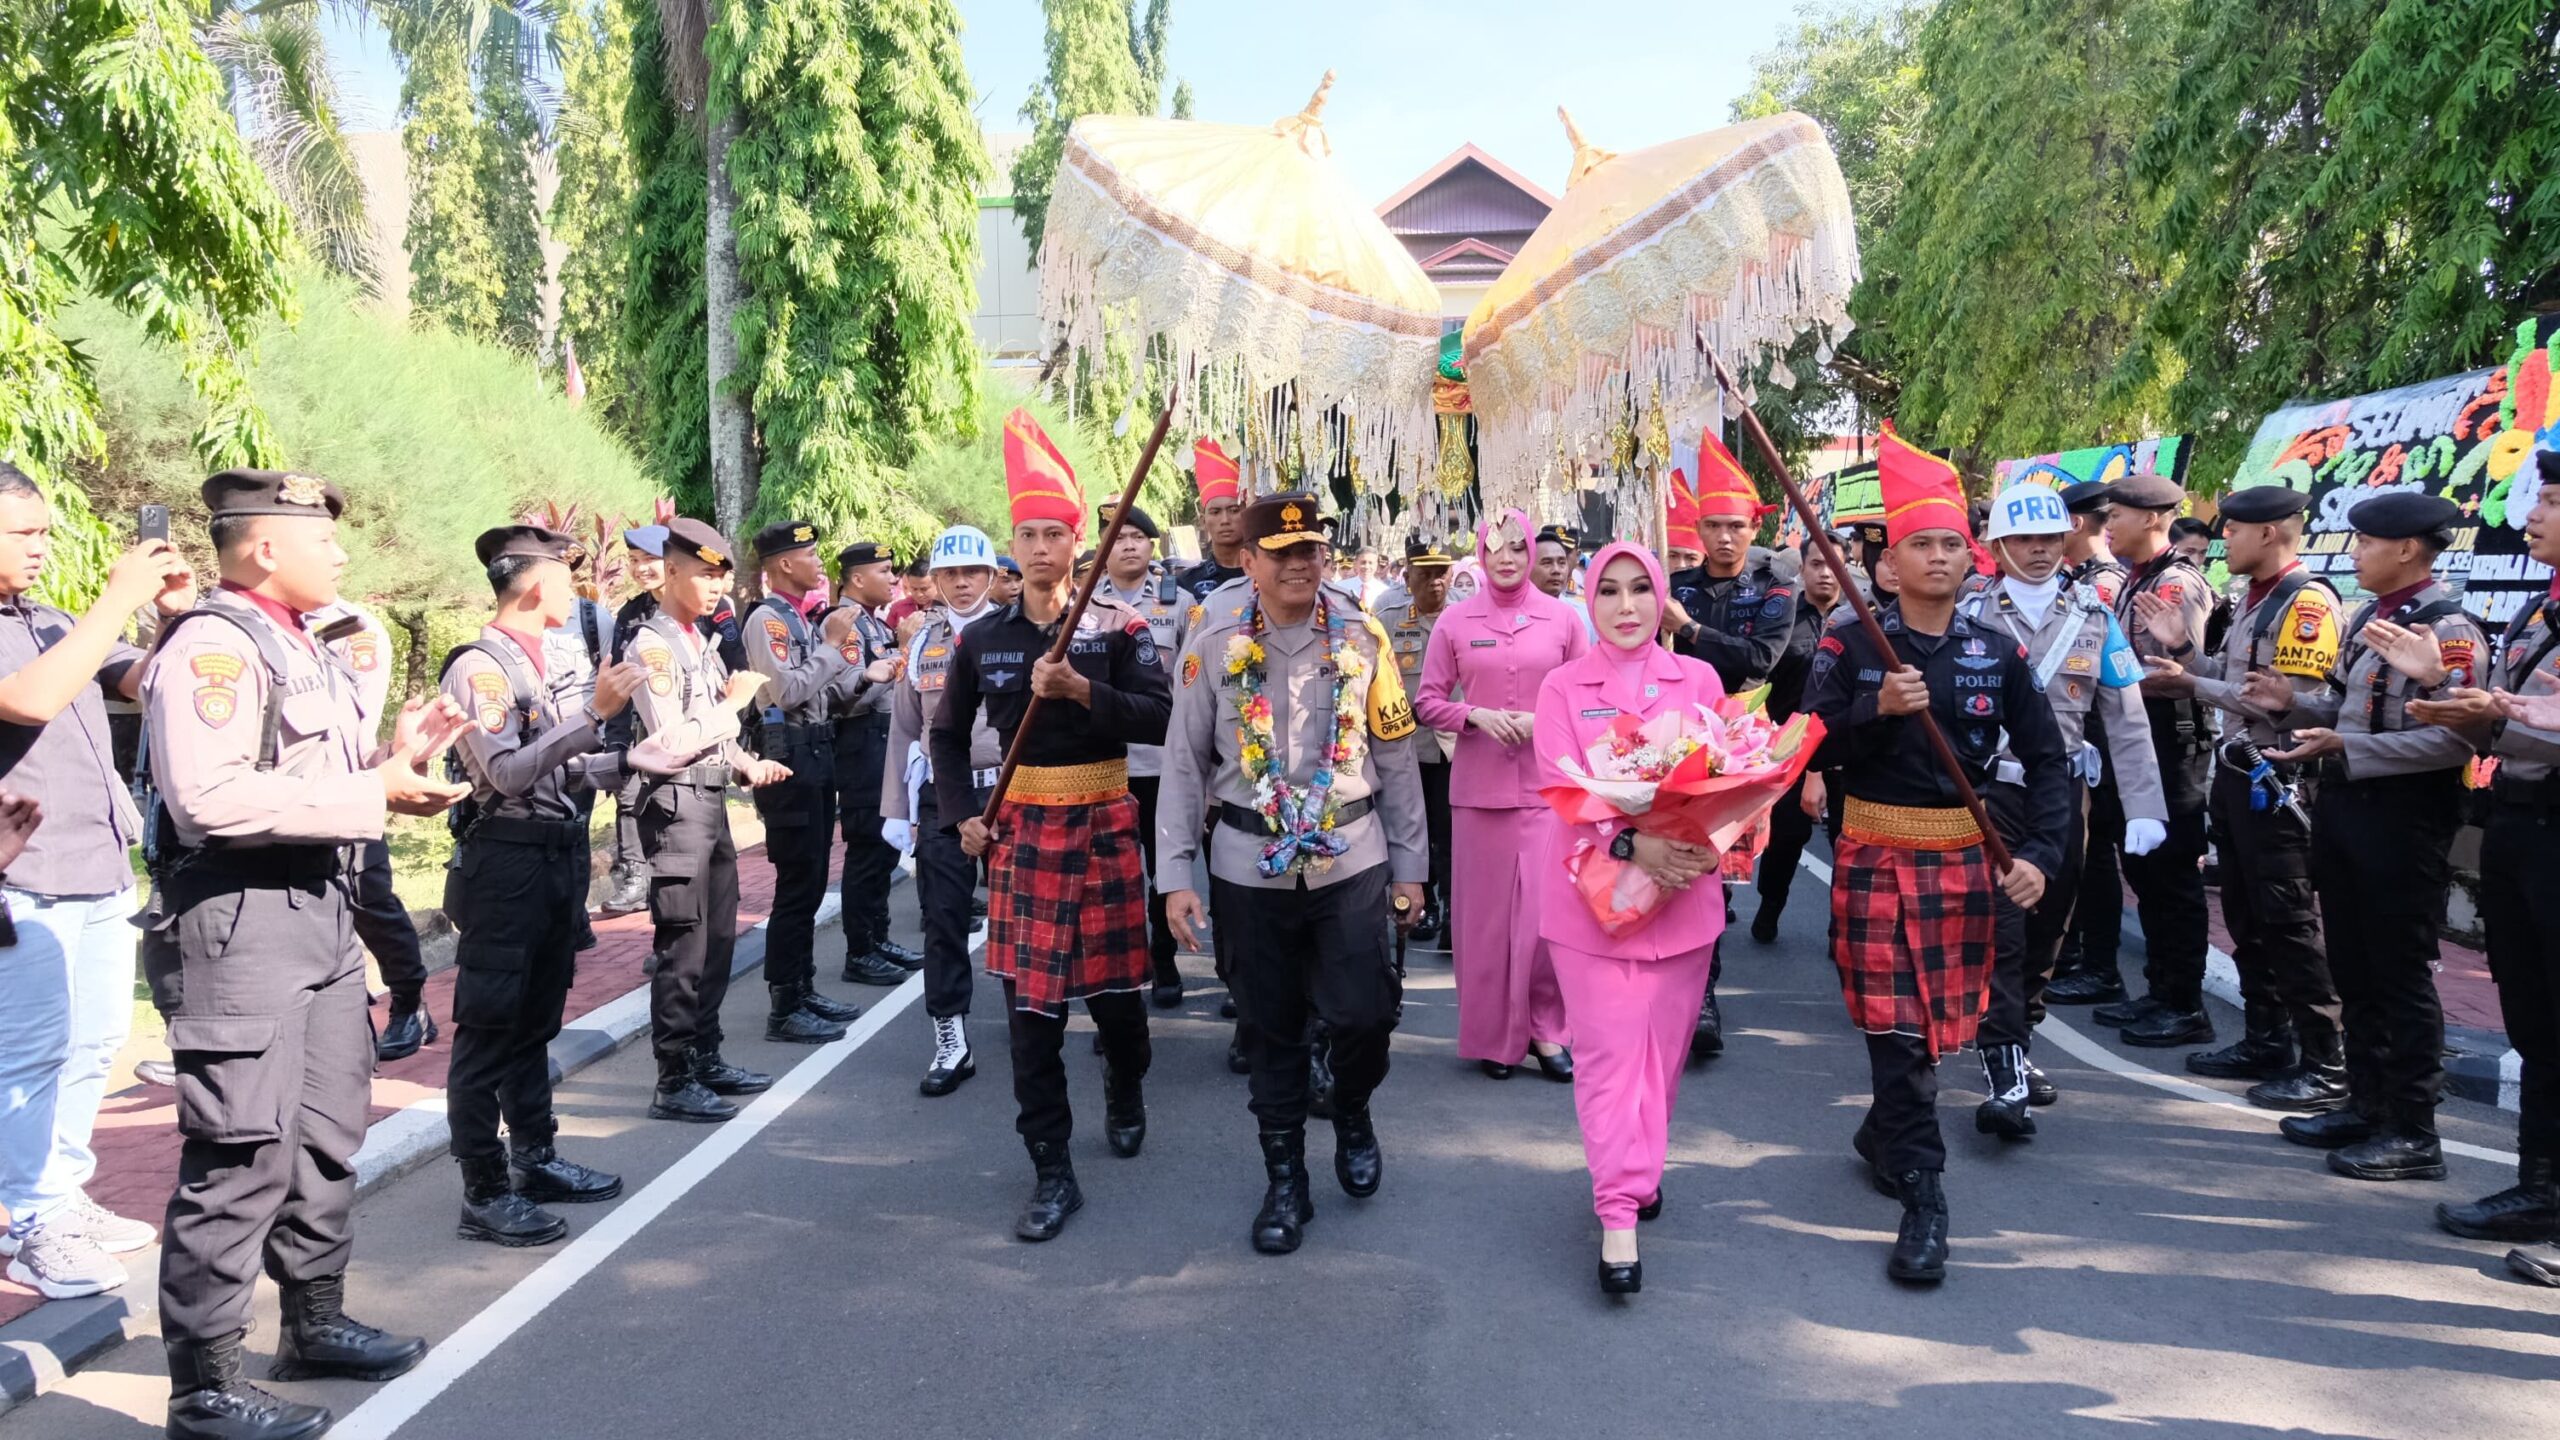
[329,942,953,1439]
[1795,853,2517,1167]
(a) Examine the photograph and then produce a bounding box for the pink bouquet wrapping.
[1539,691,1825,937]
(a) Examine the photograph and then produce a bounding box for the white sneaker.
[67,1193,157,1253]
[3,1217,127,1299]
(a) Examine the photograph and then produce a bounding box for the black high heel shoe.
[1533,1047,1574,1083]
[1598,1258,1643,1296]
[1637,1188,1664,1222]
[1480,1060,1514,1080]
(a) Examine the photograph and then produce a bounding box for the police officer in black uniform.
[745,520,866,1042]
[1662,499,1795,1055]
[439,527,636,1249]
[827,540,921,985]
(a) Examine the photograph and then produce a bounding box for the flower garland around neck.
[1225,590,1366,877]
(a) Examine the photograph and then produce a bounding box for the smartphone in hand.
[139,504,170,545]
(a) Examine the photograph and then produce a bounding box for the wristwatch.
[1678,622,1702,646]
[1610,829,1637,861]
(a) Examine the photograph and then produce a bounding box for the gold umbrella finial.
[1275,71,1338,159]
[1558,106,1617,190]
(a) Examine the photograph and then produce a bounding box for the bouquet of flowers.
[1539,690,1824,937]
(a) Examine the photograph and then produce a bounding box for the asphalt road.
[12,857,2557,1440]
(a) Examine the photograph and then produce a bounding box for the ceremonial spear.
[1707,354,2010,871]
[978,384,1181,833]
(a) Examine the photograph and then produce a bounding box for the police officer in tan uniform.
[2139,484,2347,1102]
[824,541,919,986]
[1094,503,1187,1005]
[2241,492,2489,1183]
[142,470,472,1440]
[438,526,643,1249]
[620,518,792,1123]
[1374,537,1456,943]
[1157,491,1428,1256]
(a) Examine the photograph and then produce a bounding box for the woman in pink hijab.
[1533,540,1726,1296]
[1417,509,1589,1079]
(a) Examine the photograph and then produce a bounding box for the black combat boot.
[509,1141,622,1205]
[374,996,436,1063]
[1015,1140,1083,1242]
[1307,1035,1338,1121]
[874,937,925,970]
[2023,1056,2058,1107]
[1104,1066,1147,1159]
[1692,992,1725,1058]
[455,1154,567,1248]
[2439,1152,2560,1242]
[2120,1001,2214,1049]
[767,985,847,1044]
[2186,1007,2295,1080]
[843,948,907,985]
[650,1055,739,1123]
[2047,965,2129,1007]
[2089,992,2164,1028]
[2330,1120,2447,1183]
[688,1046,772,1096]
[1251,1129,1316,1255]
[2281,1105,2378,1150]
[167,1332,330,1440]
[794,980,862,1025]
[1975,1044,2036,1141]
[269,1273,429,1382]
[2246,1026,2349,1112]
[1332,1108,1382,1197]
[1887,1170,1950,1286]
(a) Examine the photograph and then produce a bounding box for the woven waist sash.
[1005,759,1130,806]
[1842,797,1983,851]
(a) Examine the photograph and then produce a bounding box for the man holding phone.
[0,465,193,1304]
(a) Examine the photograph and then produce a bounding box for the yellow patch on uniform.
[468,671,510,732]
[194,683,236,727]
[2439,637,2479,688]
[761,614,791,663]
[348,634,378,672]
[2064,653,2093,674]
[2272,594,2341,680]
[190,653,245,683]
[1181,652,1201,688]
[1186,604,1204,628]
[637,640,675,695]
[1359,618,1418,740]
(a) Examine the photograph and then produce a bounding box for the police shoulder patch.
[1181,652,1201,688]
[468,668,510,732]
[636,639,675,695]
[2440,637,2479,690]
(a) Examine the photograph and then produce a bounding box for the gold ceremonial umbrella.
[1461,110,1860,518]
[1038,74,1443,501]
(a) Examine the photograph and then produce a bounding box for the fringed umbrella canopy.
[1461,110,1859,520]
[1038,75,1443,517]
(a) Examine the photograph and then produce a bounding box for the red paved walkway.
[0,837,835,1328]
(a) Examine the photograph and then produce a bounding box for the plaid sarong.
[986,793,1150,1016]
[1829,835,1998,1058]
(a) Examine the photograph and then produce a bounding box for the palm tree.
[201,7,378,291]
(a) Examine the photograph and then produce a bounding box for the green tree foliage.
[202,8,378,294]
[1872,0,2175,469]
[475,19,547,353]
[710,0,987,545]
[2131,0,2560,481]
[4,0,303,605]
[620,0,711,516]
[401,27,505,341]
[553,0,639,429]
[906,371,1105,542]
[1010,0,1181,256]
[1730,1,1931,481]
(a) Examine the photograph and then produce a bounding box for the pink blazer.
[1417,588,1589,809]
[1532,640,1730,960]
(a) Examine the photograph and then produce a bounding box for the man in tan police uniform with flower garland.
[1157,490,1428,1257]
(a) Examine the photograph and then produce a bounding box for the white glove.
[881,818,914,854]
[2123,817,2168,857]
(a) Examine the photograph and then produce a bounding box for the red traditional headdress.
[1193,438,1240,506]
[1694,429,1775,523]
[1878,420,1970,546]
[1003,408,1084,534]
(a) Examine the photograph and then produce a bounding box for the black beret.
[1405,536,1454,566]
[202,468,344,521]
[1535,523,1580,549]
[2216,486,2310,524]
[1099,502,1162,540]
[1243,491,1329,552]
[835,541,891,572]
[2347,491,2463,541]
[753,518,819,561]
[474,525,576,567]
[2058,480,2113,515]
[2539,449,2560,486]
[666,517,734,570]
[2104,471,2185,511]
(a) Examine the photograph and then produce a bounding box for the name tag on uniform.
[1580,706,1619,719]
[1470,638,1498,648]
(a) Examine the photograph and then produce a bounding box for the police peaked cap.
[2058,481,2113,516]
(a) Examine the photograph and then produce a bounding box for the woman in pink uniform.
[1534,541,1726,1297]
[1418,509,1588,1080]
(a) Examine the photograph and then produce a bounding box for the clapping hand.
[381,697,472,816]
[2264,727,2343,764]
[589,660,645,719]
[2140,654,2197,698]
[2360,618,2447,689]
[2410,687,2500,729]
[2494,688,2560,733]
[722,671,770,708]
[2238,671,2298,716]
[2132,590,2190,650]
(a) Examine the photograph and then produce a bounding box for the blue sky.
[322,0,1796,205]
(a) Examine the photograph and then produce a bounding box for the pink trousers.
[1550,941,1716,1228]
[1450,805,1568,1063]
